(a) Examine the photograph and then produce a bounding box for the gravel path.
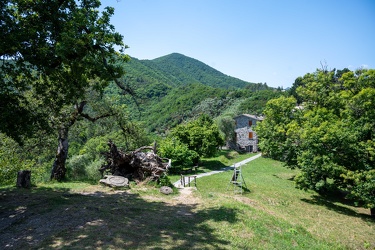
[173,153,262,188]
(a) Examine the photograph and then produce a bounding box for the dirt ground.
[0,185,200,249]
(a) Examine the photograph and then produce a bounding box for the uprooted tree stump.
[99,141,171,182]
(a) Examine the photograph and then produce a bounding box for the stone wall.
[233,114,262,152]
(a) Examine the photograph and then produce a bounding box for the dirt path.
[173,153,262,188]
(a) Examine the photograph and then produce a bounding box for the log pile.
[99,141,171,182]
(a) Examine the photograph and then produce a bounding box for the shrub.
[158,138,199,173]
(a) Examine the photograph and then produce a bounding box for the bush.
[157,174,174,188]
[0,134,47,186]
[66,154,104,182]
[66,154,91,181]
[158,138,199,173]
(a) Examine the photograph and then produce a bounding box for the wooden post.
[180,174,185,187]
[16,170,31,188]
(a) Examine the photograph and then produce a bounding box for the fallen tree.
[99,141,171,182]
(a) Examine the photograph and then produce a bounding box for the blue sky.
[102,0,375,88]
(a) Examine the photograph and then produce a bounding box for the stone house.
[232,114,263,152]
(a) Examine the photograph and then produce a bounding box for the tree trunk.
[16,170,31,188]
[49,101,114,181]
[371,207,374,218]
[50,127,69,181]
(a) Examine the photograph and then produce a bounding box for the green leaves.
[171,114,224,158]
[1,0,128,143]
[258,68,375,210]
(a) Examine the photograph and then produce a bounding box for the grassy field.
[0,154,374,249]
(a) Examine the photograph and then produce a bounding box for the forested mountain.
[111,53,284,133]
[126,53,253,89]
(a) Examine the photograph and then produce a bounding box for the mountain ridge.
[113,52,280,133]
[127,52,256,89]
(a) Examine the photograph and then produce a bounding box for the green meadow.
[0,154,373,249]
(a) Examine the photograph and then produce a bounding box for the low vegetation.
[1,154,373,249]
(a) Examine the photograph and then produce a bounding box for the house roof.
[234,114,264,121]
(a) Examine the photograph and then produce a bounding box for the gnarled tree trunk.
[50,101,113,181]
[50,127,69,181]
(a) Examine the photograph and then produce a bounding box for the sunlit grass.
[196,157,375,249]
[167,150,257,183]
[1,155,373,249]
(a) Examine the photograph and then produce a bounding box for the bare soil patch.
[0,185,203,249]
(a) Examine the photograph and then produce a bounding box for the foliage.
[156,173,174,188]
[1,0,128,143]
[171,115,224,158]
[158,138,199,172]
[66,155,104,183]
[116,53,283,133]
[0,134,48,185]
[216,116,236,143]
[238,89,286,115]
[257,68,375,210]
[256,95,301,168]
[145,53,254,89]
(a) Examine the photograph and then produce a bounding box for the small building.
[233,114,263,152]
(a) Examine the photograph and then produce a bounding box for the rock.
[160,186,173,195]
[100,175,129,188]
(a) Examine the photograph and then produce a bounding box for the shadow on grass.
[198,160,227,172]
[0,185,239,249]
[301,194,373,222]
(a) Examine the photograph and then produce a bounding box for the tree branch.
[80,112,114,122]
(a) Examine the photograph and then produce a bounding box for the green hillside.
[144,53,252,89]
[112,53,284,132]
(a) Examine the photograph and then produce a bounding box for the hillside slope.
[145,53,252,89]
[109,53,280,132]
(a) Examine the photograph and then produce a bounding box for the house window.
[249,132,253,139]
[248,120,253,126]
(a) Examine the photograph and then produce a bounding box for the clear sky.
[102,0,375,88]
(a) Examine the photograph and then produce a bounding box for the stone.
[159,186,173,195]
[99,175,129,188]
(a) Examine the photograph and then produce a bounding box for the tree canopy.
[0,0,129,143]
[257,68,375,214]
[171,114,224,158]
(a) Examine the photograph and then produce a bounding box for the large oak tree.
[1,0,131,180]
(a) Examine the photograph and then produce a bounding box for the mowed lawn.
[196,156,375,249]
[0,156,374,249]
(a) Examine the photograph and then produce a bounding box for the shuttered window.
[249,132,253,139]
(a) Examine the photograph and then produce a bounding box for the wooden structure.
[227,164,247,194]
[180,175,197,187]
